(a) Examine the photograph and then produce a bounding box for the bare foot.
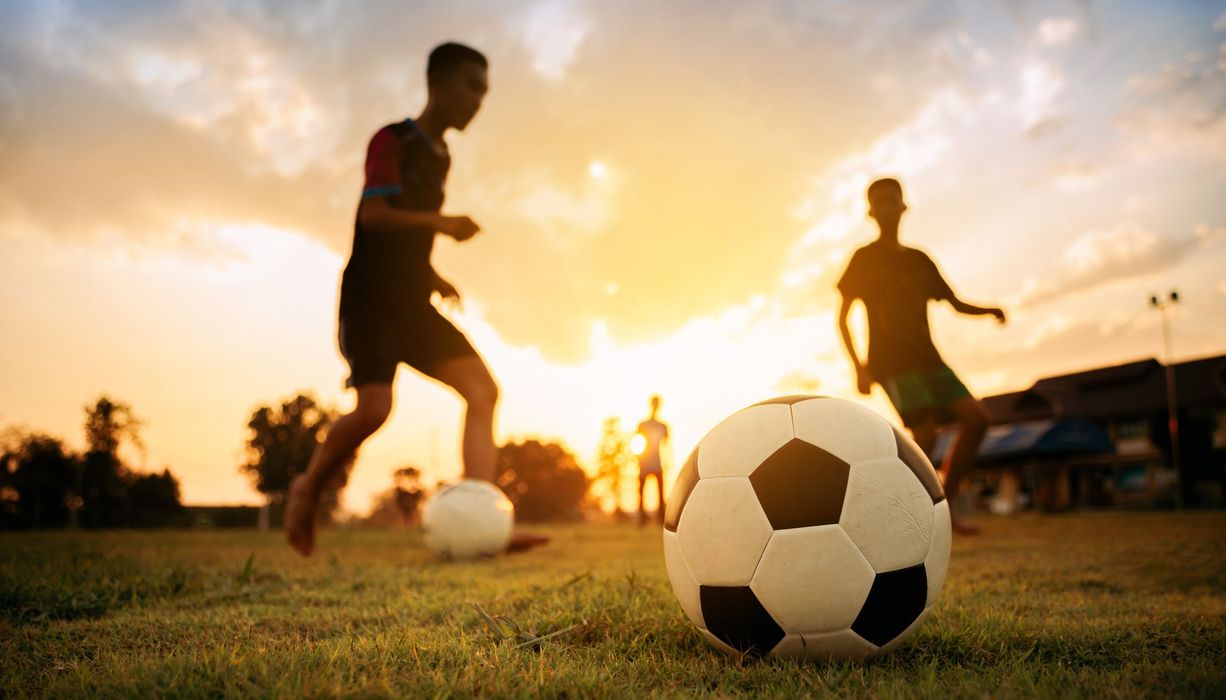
[506,531,550,554]
[285,475,319,557]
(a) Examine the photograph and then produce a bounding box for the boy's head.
[426,42,488,131]
[866,177,907,232]
[650,395,662,414]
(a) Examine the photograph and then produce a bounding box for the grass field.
[2,512,1225,698]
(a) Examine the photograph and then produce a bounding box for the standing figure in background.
[634,395,671,527]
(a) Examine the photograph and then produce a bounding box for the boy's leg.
[942,396,988,535]
[287,383,393,556]
[908,419,938,456]
[637,473,649,526]
[655,472,666,524]
[429,356,499,482]
[429,355,548,552]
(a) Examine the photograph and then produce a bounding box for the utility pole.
[1149,290,1181,509]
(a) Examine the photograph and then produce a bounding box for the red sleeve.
[361,126,402,199]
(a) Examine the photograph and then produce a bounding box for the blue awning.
[930,419,1115,465]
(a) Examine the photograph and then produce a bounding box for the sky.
[2,0,1225,514]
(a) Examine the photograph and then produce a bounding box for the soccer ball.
[662,396,951,660]
[421,479,515,560]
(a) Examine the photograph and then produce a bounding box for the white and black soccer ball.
[663,396,951,660]
[421,479,515,561]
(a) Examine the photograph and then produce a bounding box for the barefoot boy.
[837,178,1006,534]
[287,43,544,555]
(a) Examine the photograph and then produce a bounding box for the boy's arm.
[357,197,480,241]
[926,254,1005,323]
[946,295,1006,324]
[430,267,461,309]
[838,294,874,395]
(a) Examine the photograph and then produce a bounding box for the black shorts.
[880,365,972,428]
[339,307,478,388]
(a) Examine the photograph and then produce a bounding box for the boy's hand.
[856,365,874,395]
[434,275,462,311]
[988,307,1007,324]
[439,215,481,242]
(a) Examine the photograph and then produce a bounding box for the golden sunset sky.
[2,0,1225,513]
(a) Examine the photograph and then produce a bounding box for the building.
[932,353,1226,512]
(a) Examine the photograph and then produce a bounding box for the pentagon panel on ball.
[664,395,951,661]
[749,439,849,530]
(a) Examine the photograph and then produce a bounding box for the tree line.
[1,397,183,529]
[3,391,611,529]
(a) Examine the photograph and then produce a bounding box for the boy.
[286,43,545,556]
[634,395,670,526]
[837,178,1006,534]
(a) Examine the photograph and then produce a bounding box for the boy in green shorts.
[837,178,1006,534]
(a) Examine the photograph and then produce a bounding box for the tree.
[1,398,184,529]
[126,469,185,527]
[365,466,429,527]
[79,397,144,529]
[84,396,144,456]
[594,418,634,515]
[0,429,76,529]
[241,393,343,521]
[495,439,588,521]
[241,393,335,493]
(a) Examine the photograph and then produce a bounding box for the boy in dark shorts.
[837,178,1006,534]
[286,43,546,556]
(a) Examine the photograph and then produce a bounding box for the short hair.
[866,177,903,203]
[427,42,487,85]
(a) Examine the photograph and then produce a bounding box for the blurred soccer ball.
[421,479,514,560]
[663,396,951,660]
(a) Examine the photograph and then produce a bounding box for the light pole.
[1149,290,1181,509]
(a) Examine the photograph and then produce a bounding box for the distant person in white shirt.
[634,395,671,527]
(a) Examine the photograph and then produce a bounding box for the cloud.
[780,85,989,300]
[2,0,1224,370]
[1119,46,1226,162]
[1037,17,1079,46]
[1194,224,1226,246]
[1048,158,1102,191]
[1014,224,1197,308]
[517,0,593,81]
[1019,59,1064,133]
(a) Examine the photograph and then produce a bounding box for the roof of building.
[981,353,1226,424]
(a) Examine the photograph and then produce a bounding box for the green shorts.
[880,365,971,428]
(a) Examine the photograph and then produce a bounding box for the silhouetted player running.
[837,178,1006,535]
[286,43,546,556]
[634,395,670,526]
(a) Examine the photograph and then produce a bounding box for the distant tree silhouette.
[495,439,588,521]
[365,466,429,527]
[0,398,184,529]
[241,393,343,520]
[0,429,76,528]
[79,397,144,528]
[126,469,185,527]
[84,396,144,456]
[594,418,633,515]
